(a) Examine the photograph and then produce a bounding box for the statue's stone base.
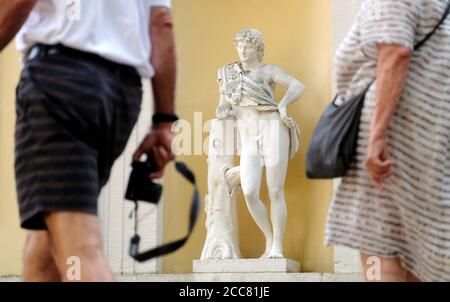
[193,258,300,273]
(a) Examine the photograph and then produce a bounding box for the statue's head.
[233,28,265,63]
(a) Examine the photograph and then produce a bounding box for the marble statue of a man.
[216,29,304,258]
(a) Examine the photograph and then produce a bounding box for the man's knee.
[243,189,260,204]
[268,187,284,201]
[69,241,104,262]
[44,212,105,264]
[43,212,114,281]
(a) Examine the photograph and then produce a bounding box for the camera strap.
[129,161,200,262]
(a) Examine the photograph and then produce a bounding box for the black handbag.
[306,2,450,179]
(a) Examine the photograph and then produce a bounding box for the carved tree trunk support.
[200,119,241,260]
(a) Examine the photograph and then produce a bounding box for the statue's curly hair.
[233,28,265,62]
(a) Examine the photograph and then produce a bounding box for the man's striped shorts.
[15,46,142,230]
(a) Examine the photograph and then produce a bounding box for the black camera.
[125,158,162,204]
[125,158,200,262]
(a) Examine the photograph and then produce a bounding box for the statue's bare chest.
[244,69,271,87]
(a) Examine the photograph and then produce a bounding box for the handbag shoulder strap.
[414,0,450,51]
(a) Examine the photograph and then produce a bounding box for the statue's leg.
[263,118,290,259]
[240,151,273,257]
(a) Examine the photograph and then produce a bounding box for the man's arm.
[269,65,304,109]
[216,93,234,120]
[0,0,36,51]
[269,65,304,127]
[133,6,177,179]
[150,6,176,118]
[365,44,412,190]
[216,69,234,120]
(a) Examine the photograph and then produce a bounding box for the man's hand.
[365,135,394,191]
[0,0,37,51]
[216,103,235,120]
[133,123,175,179]
[138,6,177,180]
[278,105,294,128]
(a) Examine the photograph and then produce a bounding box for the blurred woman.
[326,0,450,281]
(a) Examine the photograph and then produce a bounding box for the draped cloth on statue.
[218,62,300,159]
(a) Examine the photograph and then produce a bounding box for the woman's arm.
[0,0,37,51]
[365,43,412,190]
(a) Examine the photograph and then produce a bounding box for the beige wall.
[163,0,334,273]
[0,43,25,275]
[332,0,363,273]
[0,0,334,276]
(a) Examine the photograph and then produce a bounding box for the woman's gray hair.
[233,28,265,62]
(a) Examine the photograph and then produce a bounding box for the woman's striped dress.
[325,0,450,281]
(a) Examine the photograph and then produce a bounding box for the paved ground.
[0,273,364,282]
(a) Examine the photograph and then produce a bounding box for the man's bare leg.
[264,163,288,259]
[263,119,289,259]
[240,153,274,257]
[44,212,115,282]
[23,231,61,282]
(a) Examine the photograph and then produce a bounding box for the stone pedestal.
[193,258,300,273]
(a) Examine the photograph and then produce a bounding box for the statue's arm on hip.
[267,65,304,127]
